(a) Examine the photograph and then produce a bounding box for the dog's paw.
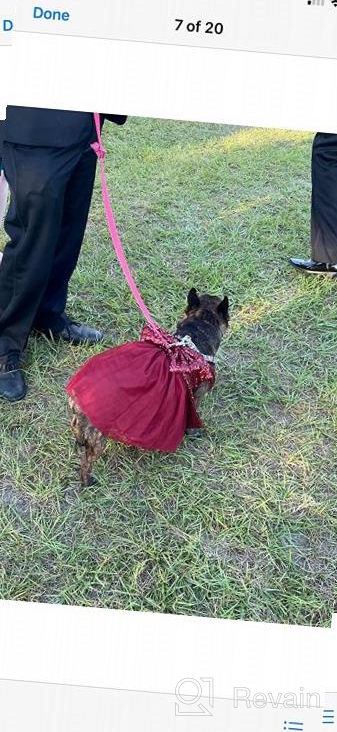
[81,476,99,488]
[186,428,204,439]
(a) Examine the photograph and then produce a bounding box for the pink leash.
[90,112,214,391]
[91,112,160,333]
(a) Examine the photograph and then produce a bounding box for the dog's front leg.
[186,383,210,439]
[194,382,210,411]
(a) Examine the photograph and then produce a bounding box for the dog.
[68,288,229,486]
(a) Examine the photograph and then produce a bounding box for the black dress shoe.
[0,352,27,402]
[38,317,103,345]
[289,258,337,276]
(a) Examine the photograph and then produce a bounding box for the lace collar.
[175,334,216,365]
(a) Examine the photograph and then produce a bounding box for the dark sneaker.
[37,316,103,345]
[289,258,337,277]
[0,352,27,402]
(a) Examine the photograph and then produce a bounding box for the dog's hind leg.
[80,433,107,487]
[69,403,86,448]
[80,444,97,487]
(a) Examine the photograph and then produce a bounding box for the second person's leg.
[290,133,337,276]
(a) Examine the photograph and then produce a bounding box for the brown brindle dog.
[69,288,229,486]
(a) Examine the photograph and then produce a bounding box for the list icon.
[323,709,335,725]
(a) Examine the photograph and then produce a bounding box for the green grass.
[1,118,337,625]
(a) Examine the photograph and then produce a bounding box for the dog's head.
[184,288,229,333]
[175,288,229,357]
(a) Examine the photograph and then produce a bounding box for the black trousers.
[311,133,337,263]
[0,142,97,355]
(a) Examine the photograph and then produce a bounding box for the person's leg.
[33,147,98,334]
[290,133,337,275]
[0,143,84,400]
[0,144,68,355]
[311,133,337,264]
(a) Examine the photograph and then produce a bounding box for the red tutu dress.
[66,325,215,452]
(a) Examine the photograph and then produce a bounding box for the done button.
[33,6,70,21]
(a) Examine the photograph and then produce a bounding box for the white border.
[0,601,331,696]
[8,32,337,133]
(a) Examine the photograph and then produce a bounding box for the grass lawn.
[0,118,337,626]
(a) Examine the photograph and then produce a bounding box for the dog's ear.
[187,288,200,310]
[217,296,229,320]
